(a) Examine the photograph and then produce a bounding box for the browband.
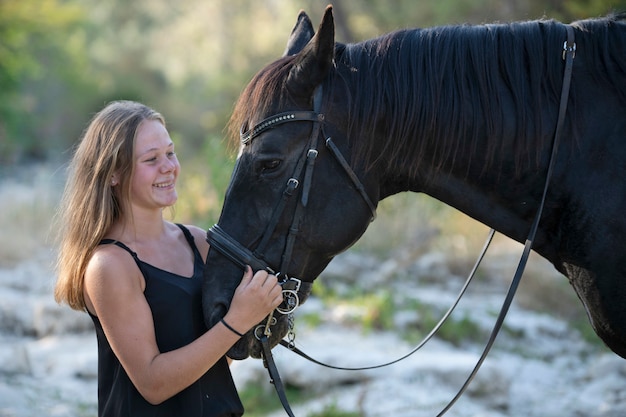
[240,111,320,145]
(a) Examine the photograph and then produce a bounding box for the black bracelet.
[220,318,244,337]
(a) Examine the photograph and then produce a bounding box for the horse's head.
[203,6,379,359]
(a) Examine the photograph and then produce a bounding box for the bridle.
[206,83,378,414]
[207,26,576,417]
[207,83,377,316]
[207,86,377,341]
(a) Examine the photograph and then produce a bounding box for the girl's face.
[129,119,180,212]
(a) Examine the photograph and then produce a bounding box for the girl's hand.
[224,266,283,333]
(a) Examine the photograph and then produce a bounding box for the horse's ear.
[283,11,315,56]
[286,5,335,97]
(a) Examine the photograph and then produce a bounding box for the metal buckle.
[286,178,299,195]
[275,276,302,315]
[279,276,302,292]
[562,39,576,60]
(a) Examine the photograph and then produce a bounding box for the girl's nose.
[161,157,178,173]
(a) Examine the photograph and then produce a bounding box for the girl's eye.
[144,152,175,163]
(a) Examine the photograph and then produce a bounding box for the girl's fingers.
[239,265,253,286]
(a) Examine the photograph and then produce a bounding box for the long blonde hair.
[54,100,165,311]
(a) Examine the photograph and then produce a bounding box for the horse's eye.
[262,160,281,172]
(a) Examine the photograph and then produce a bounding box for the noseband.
[207,85,376,318]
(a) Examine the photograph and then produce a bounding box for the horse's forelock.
[227,57,296,150]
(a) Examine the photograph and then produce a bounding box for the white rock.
[0,341,32,375]
[33,299,93,337]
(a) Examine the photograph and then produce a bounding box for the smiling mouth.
[153,181,174,188]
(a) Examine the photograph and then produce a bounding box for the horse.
[203,5,626,362]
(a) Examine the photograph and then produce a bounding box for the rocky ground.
[1,240,626,417]
[1,165,624,416]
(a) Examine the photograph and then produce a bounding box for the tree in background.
[0,0,90,164]
[1,0,623,168]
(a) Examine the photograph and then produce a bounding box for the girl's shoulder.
[179,223,206,239]
[87,242,141,282]
[84,242,145,315]
[177,223,209,261]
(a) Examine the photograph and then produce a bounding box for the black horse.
[203,6,626,361]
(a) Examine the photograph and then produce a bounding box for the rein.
[278,228,496,371]
[434,27,576,416]
[208,26,576,416]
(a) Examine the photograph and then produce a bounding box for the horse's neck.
[382,160,560,265]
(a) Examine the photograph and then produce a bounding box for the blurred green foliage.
[0,0,88,162]
[1,0,623,202]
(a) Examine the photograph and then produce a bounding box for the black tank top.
[90,224,244,417]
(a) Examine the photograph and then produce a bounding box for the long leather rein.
[207,25,576,416]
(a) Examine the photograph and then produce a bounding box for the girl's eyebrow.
[137,141,174,157]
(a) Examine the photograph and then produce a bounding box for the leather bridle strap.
[208,223,313,316]
[261,335,296,417]
[207,224,274,273]
[325,137,377,220]
[434,24,576,416]
[241,111,320,145]
[279,114,323,273]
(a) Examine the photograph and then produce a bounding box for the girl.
[54,100,282,416]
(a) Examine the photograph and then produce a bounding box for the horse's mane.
[230,13,626,178]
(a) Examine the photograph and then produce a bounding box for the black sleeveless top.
[89,224,244,417]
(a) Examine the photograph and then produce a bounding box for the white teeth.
[154,182,173,188]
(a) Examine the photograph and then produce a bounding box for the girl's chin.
[156,193,178,207]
